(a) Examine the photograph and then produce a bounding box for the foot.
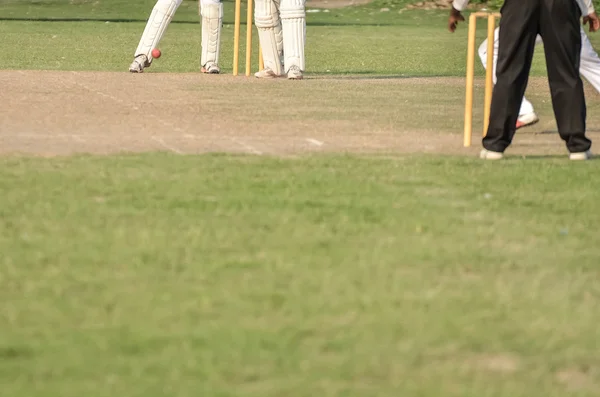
[516,112,539,129]
[254,67,284,79]
[201,62,220,74]
[569,150,592,160]
[129,55,149,73]
[480,148,504,160]
[287,65,303,80]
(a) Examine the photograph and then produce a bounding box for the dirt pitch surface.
[2,70,598,158]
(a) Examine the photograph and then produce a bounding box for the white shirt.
[452,0,594,16]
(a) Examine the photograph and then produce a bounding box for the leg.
[129,0,182,73]
[255,0,284,77]
[539,0,590,153]
[578,26,600,94]
[200,0,223,73]
[478,27,538,122]
[280,0,305,79]
[483,0,540,153]
[483,0,540,152]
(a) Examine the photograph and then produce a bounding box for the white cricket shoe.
[516,112,539,129]
[480,148,504,160]
[129,55,149,73]
[201,62,220,74]
[287,65,303,80]
[569,150,593,160]
[254,67,283,79]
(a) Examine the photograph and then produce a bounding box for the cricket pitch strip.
[1,70,599,158]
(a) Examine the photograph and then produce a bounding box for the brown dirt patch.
[556,367,600,392]
[468,353,520,374]
[1,70,599,158]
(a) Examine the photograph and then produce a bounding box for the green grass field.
[0,0,560,75]
[2,1,600,396]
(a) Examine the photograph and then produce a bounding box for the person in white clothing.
[479,26,600,129]
[254,0,305,79]
[129,0,222,74]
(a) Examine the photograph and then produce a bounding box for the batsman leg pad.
[200,1,223,67]
[255,0,284,75]
[134,0,182,62]
[280,0,305,72]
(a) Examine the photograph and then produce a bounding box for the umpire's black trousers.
[483,0,592,153]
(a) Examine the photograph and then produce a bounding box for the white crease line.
[306,138,324,146]
[70,74,124,104]
[3,133,81,139]
[151,136,185,155]
[70,72,179,132]
[229,137,263,155]
[155,119,183,132]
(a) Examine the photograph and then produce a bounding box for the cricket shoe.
[516,112,539,129]
[201,62,220,74]
[129,55,150,73]
[480,149,504,160]
[569,150,593,160]
[287,65,303,80]
[254,67,284,79]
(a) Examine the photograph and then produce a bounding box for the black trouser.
[483,0,591,153]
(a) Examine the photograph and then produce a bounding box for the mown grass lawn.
[2,0,600,395]
[1,154,600,396]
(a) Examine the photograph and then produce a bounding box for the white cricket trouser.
[478,26,600,116]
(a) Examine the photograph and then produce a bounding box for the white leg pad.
[275,18,284,66]
[200,2,223,66]
[255,0,284,75]
[280,0,305,72]
[134,0,182,62]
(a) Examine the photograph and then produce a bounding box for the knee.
[154,0,182,15]
[201,0,221,5]
[255,0,279,27]
[156,0,182,8]
[548,75,581,89]
[280,0,305,19]
[200,1,222,17]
